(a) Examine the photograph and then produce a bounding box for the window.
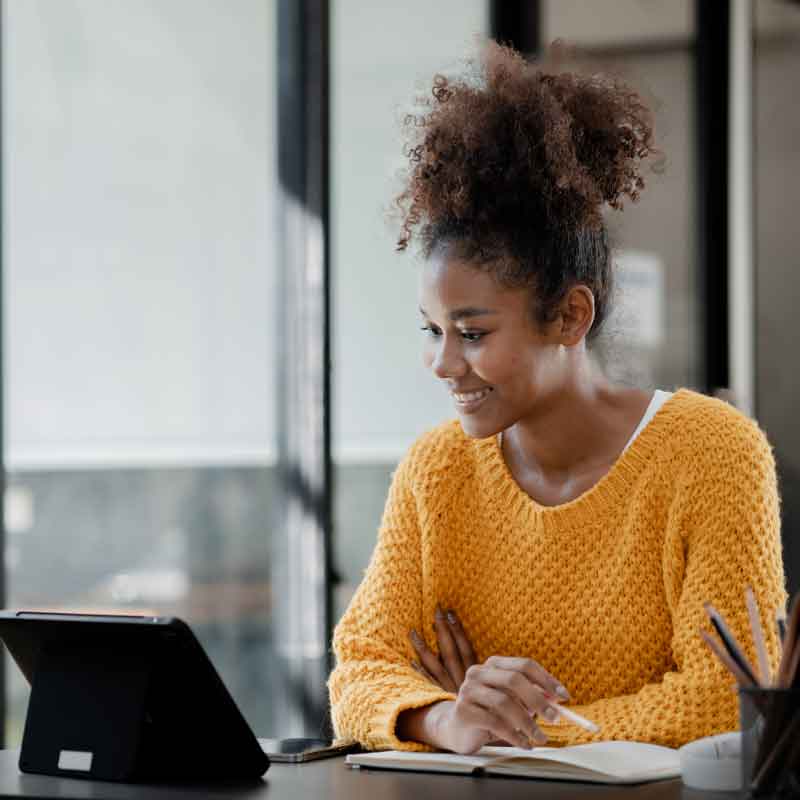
[3,0,280,741]
[331,0,488,613]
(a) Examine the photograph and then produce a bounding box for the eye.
[460,330,485,342]
[419,324,442,337]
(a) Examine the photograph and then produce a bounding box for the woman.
[327,42,785,754]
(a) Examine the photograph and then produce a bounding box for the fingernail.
[410,629,421,644]
[543,706,559,723]
[446,610,457,625]
[534,730,548,745]
[556,684,570,700]
[435,605,444,620]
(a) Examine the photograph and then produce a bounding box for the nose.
[428,334,468,380]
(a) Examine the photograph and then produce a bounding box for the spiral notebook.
[346,741,681,784]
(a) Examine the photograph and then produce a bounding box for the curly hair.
[395,41,658,342]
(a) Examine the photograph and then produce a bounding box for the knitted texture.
[328,389,786,750]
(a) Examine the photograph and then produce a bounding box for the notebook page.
[481,741,680,782]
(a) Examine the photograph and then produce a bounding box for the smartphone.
[257,738,359,763]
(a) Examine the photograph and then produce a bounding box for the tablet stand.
[10,619,269,783]
[19,640,155,782]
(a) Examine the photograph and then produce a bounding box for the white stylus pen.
[546,702,601,734]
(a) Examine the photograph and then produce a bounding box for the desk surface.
[0,749,742,800]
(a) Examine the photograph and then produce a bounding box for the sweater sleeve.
[327,449,456,751]
[542,416,787,748]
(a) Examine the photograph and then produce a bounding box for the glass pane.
[331,0,488,613]
[3,0,279,743]
[331,2,698,607]
[542,0,700,391]
[754,0,800,593]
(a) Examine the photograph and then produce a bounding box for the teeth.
[453,388,491,403]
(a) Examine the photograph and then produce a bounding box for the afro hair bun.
[396,40,658,254]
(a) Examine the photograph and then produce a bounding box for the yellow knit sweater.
[328,389,786,750]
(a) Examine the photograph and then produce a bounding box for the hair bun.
[396,40,658,252]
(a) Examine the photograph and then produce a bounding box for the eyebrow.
[419,306,498,321]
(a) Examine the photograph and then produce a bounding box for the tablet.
[0,610,270,782]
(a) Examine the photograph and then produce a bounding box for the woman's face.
[419,251,567,439]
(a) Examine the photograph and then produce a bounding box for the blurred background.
[0,0,798,742]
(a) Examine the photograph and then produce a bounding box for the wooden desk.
[0,749,742,799]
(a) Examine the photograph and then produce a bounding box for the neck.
[503,360,649,480]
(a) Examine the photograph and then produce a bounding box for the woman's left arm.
[541,415,787,748]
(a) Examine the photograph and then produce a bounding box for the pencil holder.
[739,687,800,797]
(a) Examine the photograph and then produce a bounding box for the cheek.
[515,355,542,387]
[473,345,524,385]
[477,346,541,394]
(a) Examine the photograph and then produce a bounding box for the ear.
[558,285,595,346]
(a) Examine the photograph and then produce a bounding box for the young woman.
[327,42,785,754]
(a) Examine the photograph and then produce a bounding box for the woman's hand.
[408,606,477,692]
[398,656,570,755]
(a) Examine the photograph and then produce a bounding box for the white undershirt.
[497,389,674,455]
[622,389,673,453]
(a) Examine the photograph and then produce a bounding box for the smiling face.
[419,250,570,439]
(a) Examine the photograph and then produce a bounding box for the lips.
[452,388,492,403]
[450,386,493,413]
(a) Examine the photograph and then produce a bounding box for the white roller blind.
[4,0,277,469]
[332,0,487,462]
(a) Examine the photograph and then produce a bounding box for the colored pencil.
[703,603,759,686]
[776,592,800,688]
[745,587,771,685]
[776,607,787,647]
[699,629,755,687]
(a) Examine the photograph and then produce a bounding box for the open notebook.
[346,741,681,784]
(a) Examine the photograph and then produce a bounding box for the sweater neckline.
[480,387,690,526]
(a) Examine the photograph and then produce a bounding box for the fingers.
[477,666,558,722]
[444,608,478,669]
[457,685,546,748]
[409,629,458,692]
[410,659,433,680]
[431,650,564,753]
[434,606,466,686]
[409,605,477,693]
[483,655,570,702]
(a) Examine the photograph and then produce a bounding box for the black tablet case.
[0,613,270,782]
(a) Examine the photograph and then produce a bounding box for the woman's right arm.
[329,448,570,752]
[327,453,458,752]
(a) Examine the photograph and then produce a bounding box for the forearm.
[329,448,453,750]
[329,652,456,750]
[540,681,736,748]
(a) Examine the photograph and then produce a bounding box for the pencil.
[745,586,771,686]
[699,629,756,687]
[785,644,800,690]
[703,603,759,686]
[776,592,800,688]
[545,702,601,734]
[776,607,787,646]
